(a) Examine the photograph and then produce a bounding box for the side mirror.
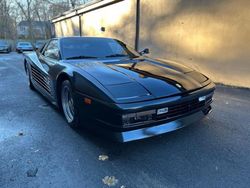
[139,48,150,55]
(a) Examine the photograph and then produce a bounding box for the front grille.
[122,94,213,128]
[155,95,213,120]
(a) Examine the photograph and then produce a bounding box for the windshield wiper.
[66,55,98,60]
[105,54,128,58]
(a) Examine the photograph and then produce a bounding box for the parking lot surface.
[0,53,250,188]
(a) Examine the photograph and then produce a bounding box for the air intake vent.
[31,65,51,95]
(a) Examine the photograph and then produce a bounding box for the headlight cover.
[122,109,156,127]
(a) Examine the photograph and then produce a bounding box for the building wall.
[139,0,250,88]
[81,0,136,46]
[55,16,80,37]
[53,0,250,88]
[54,0,136,47]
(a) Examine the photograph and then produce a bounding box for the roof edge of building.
[51,0,124,23]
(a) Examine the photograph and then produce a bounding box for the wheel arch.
[24,59,28,74]
[56,72,72,109]
[56,69,116,108]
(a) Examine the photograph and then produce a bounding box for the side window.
[43,40,59,60]
[108,41,126,55]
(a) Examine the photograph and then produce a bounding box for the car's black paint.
[24,37,215,142]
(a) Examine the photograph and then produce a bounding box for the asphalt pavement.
[0,52,250,188]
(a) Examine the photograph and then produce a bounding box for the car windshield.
[19,42,31,46]
[61,37,140,60]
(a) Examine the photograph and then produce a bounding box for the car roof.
[54,36,116,41]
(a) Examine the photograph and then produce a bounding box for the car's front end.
[71,56,215,142]
[16,43,33,53]
[0,46,9,53]
[76,79,215,142]
[0,42,10,53]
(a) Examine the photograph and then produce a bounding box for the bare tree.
[44,0,90,11]
[0,0,16,39]
[15,0,34,40]
[11,0,91,40]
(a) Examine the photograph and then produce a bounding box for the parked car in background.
[34,40,46,50]
[0,40,11,53]
[16,42,33,53]
[23,37,215,142]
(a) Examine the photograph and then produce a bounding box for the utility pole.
[135,0,140,51]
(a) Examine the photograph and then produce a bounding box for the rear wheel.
[61,80,80,128]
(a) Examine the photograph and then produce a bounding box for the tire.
[61,80,80,128]
[25,64,35,90]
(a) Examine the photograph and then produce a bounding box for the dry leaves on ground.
[102,176,118,186]
[98,155,109,161]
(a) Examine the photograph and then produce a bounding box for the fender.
[55,65,115,106]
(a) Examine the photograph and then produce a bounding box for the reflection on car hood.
[71,58,209,102]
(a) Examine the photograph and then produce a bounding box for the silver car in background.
[16,42,34,53]
[0,40,11,53]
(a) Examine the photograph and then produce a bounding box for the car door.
[37,39,60,100]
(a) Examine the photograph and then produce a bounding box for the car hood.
[70,58,209,103]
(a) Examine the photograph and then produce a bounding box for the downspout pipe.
[79,15,82,36]
[135,0,140,51]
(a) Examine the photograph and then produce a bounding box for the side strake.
[24,52,52,97]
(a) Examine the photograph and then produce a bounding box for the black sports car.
[24,37,215,142]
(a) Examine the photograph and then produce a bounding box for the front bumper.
[113,110,205,142]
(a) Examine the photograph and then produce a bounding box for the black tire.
[25,64,35,90]
[61,80,80,128]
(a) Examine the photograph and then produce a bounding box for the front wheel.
[61,80,80,128]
